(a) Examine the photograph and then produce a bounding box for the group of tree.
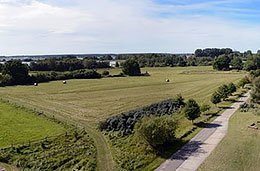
[0,60,30,85]
[211,83,237,105]
[30,57,110,72]
[211,51,260,71]
[0,60,101,86]
[195,48,233,58]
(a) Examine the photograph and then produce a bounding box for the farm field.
[199,110,260,171]
[0,101,65,148]
[0,66,246,170]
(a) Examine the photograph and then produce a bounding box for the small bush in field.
[135,116,177,148]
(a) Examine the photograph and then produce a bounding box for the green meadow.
[0,66,246,170]
[0,101,65,148]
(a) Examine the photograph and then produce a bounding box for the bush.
[102,70,110,76]
[237,76,250,88]
[239,102,254,112]
[135,116,177,148]
[183,99,200,123]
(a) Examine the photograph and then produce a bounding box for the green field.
[0,101,65,148]
[199,110,260,171]
[0,66,246,170]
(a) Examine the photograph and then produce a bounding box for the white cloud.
[0,0,259,55]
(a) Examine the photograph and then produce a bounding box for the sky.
[0,0,260,55]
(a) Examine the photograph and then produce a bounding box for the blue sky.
[0,0,260,55]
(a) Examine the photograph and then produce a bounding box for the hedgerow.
[98,96,185,134]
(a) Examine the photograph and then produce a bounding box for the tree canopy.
[122,59,141,76]
[2,60,29,84]
[213,55,231,71]
[183,99,200,123]
[251,77,260,104]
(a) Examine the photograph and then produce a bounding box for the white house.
[109,61,120,67]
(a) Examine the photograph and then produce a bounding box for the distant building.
[109,61,120,67]
[186,54,194,58]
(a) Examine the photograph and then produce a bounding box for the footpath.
[156,92,250,171]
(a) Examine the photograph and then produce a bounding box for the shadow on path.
[170,141,205,160]
[194,122,221,128]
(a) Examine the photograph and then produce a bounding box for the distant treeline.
[116,53,213,67]
[194,48,233,58]
[30,57,110,72]
[0,60,101,86]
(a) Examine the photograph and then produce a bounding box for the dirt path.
[156,92,250,171]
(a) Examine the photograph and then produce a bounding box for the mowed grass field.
[199,110,260,171]
[0,66,245,170]
[0,101,65,148]
[0,66,245,125]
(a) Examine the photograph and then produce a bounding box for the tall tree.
[230,57,243,70]
[2,60,29,84]
[251,77,260,104]
[122,59,141,76]
[183,99,201,123]
[211,91,221,105]
[213,55,231,71]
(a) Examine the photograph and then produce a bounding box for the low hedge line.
[31,70,101,83]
